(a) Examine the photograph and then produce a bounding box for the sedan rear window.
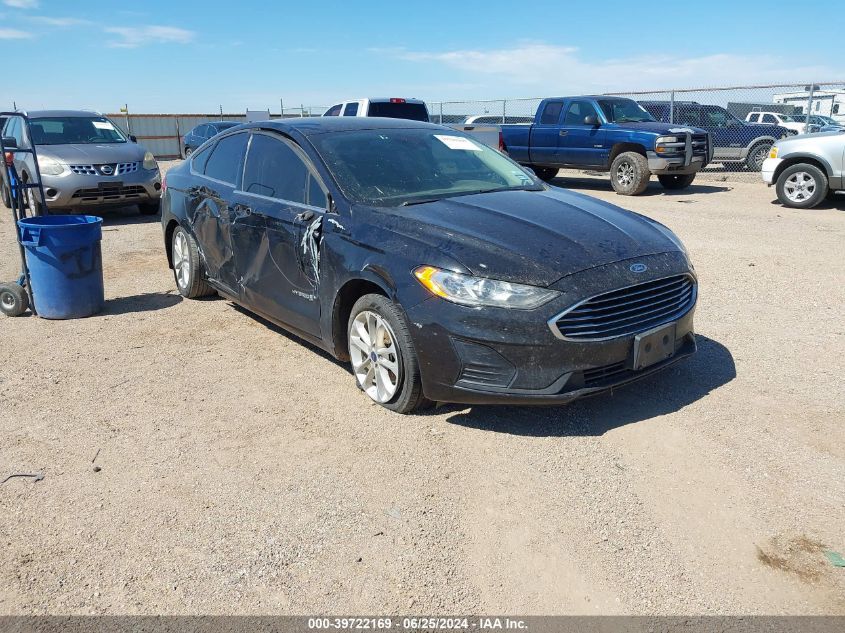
[366,102,429,122]
[203,133,248,185]
[310,128,539,206]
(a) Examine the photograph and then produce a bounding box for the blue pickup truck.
[639,101,793,171]
[498,96,712,195]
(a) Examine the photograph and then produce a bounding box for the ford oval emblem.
[629,263,648,273]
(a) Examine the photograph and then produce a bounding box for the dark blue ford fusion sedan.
[161,117,697,413]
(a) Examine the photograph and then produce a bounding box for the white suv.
[323,98,429,122]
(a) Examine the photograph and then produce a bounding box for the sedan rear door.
[188,131,249,295]
[229,131,329,336]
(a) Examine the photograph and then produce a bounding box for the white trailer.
[773,89,845,124]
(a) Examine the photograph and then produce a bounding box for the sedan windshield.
[597,99,656,123]
[29,116,127,145]
[309,128,541,206]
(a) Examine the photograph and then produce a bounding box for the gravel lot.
[1,164,843,615]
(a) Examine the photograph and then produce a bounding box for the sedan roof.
[243,116,440,137]
[20,110,103,118]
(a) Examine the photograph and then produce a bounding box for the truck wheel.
[533,167,558,182]
[657,174,696,190]
[610,152,650,195]
[775,163,828,209]
[745,142,772,171]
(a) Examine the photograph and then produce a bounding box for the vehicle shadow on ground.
[98,207,161,227]
[440,334,735,437]
[769,198,845,211]
[230,303,348,369]
[102,291,182,315]
[550,176,732,196]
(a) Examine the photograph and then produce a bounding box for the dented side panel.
[188,184,239,293]
[230,190,323,337]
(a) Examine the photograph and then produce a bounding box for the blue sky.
[0,0,841,113]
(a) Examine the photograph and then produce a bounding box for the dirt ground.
[1,165,844,615]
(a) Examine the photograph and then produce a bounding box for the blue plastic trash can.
[17,215,105,319]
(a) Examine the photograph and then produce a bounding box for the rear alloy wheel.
[610,151,650,195]
[184,146,193,158]
[532,166,558,182]
[745,142,772,171]
[657,174,696,190]
[776,163,828,209]
[347,294,431,414]
[171,226,214,298]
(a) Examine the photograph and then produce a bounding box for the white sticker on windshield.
[434,134,482,151]
[92,121,115,130]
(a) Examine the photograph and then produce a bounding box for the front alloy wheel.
[350,310,401,404]
[347,294,432,414]
[776,163,827,209]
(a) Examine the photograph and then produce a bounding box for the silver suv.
[1,110,162,215]
[762,130,845,209]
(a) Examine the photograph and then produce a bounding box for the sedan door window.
[203,132,249,185]
[242,133,312,204]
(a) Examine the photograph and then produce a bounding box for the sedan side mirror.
[584,115,599,126]
[2,136,18,149]
[129,135,138,143]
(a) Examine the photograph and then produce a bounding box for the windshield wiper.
[400,185,540,206]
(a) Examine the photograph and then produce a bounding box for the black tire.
[0,283,29,317]
[610,151,650,195]
[658,173,696,190]
[184,146,193,158]
[745,142,772,172]
[1,182,10,209]
[347,294,433,414]
[532,166,558,182]
[171,226,215,298]
[775,163,828,209]
[139,201,160,216]
[21,174,45,215]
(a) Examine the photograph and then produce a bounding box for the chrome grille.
[69,162,138,176]
[70,165,98,175]
[552,274,696,341]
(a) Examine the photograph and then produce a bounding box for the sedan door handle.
[295,210,315,222]
[559,130,568,136]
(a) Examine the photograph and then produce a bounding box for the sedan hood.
[39,142,147,164]
[369,188,684,287]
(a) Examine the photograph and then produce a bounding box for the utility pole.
[280,98,284,119]
[219,104,223,121]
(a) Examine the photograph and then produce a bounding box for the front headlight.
[655,135,684,154]
[143,151,157,170]
[413,265,559,309]
[769,145,779,159]
[37,155,65,176]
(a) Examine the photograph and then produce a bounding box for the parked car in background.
[640,101,793,171]
[463,115,533,125]
[161,118,697,412]
[322,98,429,122]
[1,110,161,215]
[762,130,845,209]
[496,96,711,195]
[182,121,240,157]
[745,111,815,134]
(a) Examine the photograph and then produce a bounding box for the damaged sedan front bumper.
[405,252,697,406]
